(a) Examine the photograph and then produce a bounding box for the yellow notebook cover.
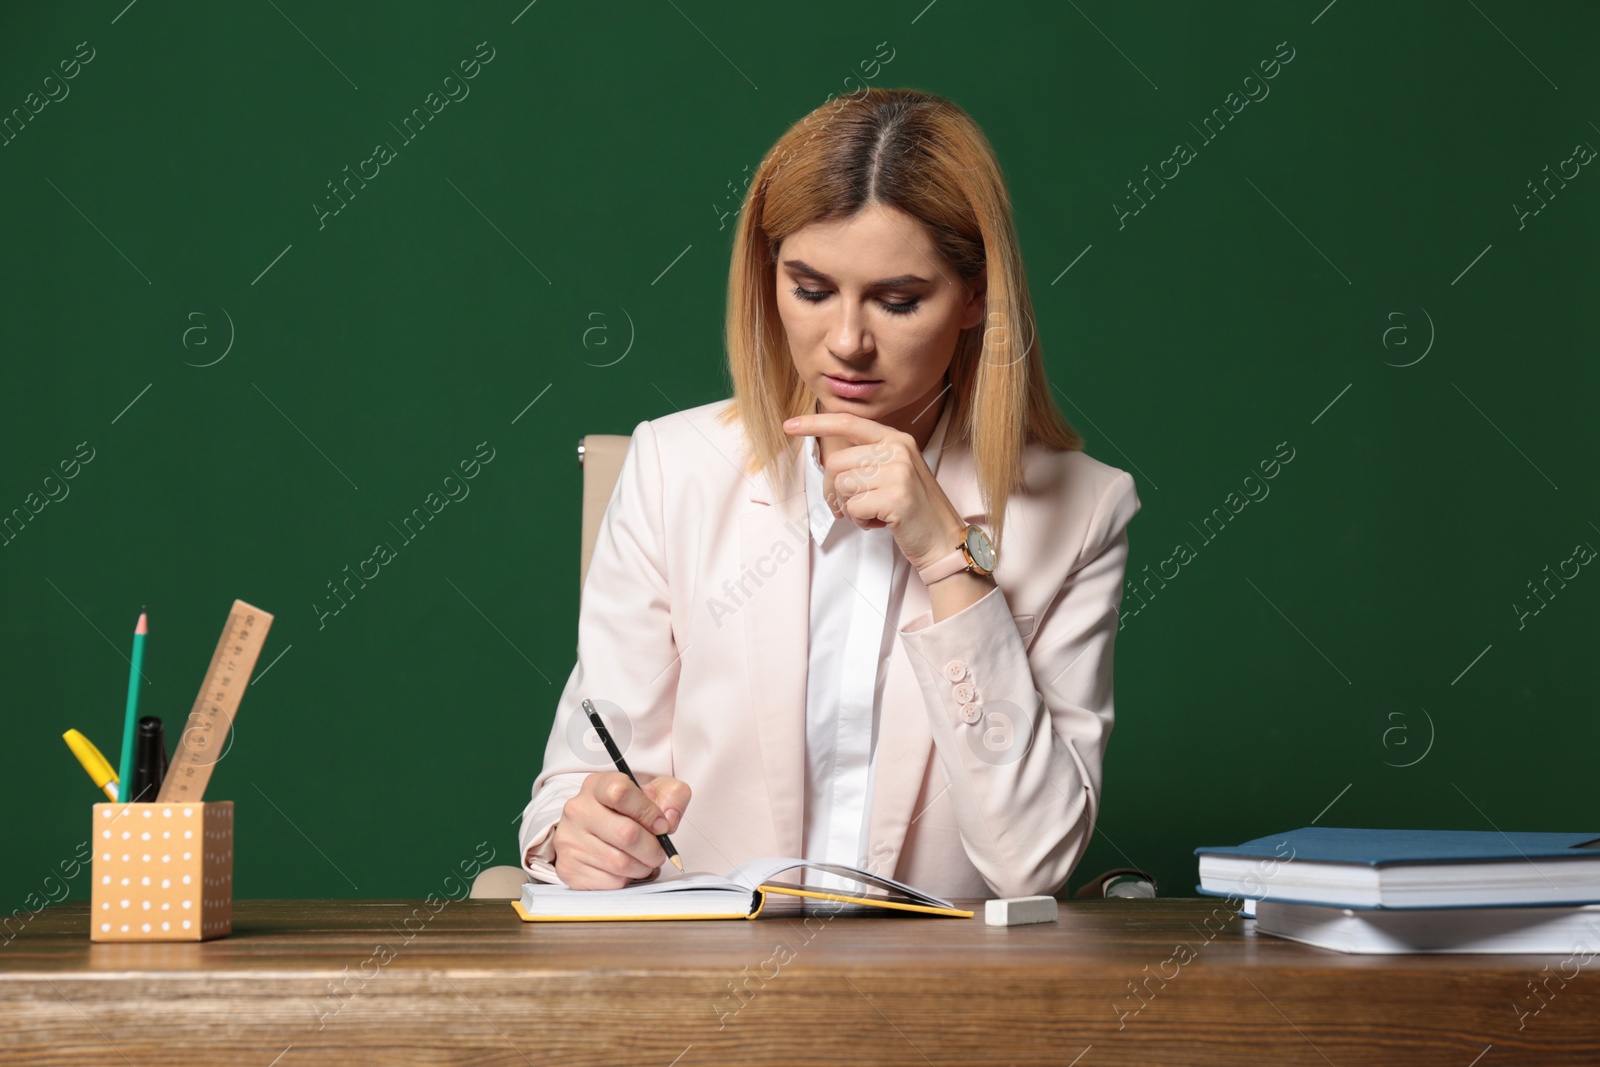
[511,857,974,922]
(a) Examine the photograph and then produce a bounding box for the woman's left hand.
[783,412,967,572]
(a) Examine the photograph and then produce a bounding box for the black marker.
[129,716,167,803]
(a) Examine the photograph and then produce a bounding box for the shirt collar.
[803,398,952,545]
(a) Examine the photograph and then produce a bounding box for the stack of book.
[1195,827,1600,953]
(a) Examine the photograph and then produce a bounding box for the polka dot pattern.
[90,801,233,943]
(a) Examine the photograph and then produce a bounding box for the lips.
[823,374,883,399]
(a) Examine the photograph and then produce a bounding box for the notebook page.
[526,870,744,897]
[725,857,959,909]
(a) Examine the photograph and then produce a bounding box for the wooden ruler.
[155,599,274,803]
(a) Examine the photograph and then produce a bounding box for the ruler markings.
[155,599,274,803]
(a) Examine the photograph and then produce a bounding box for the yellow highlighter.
[64,729,120,801]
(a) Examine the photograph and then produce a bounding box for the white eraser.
[985,895,1059,927]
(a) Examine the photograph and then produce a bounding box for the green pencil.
[116,608,147,803]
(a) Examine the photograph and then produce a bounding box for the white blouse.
[799,401,951,888]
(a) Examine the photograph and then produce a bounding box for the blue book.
[1195,827,1600,909]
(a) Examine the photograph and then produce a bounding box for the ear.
[959,276,987,331]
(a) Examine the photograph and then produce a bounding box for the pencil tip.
[670,855,684,871]
[135,611,148,634]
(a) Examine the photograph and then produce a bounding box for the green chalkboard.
[2,0,1595,920]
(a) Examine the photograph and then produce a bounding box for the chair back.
[578,434,631,593]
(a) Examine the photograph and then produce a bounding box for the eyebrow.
[781,259,931,288]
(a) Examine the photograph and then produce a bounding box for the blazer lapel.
[739,446,812,859]
[739,424,986,871]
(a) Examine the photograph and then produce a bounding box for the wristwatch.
[917,524,997,585]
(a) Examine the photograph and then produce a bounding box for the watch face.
[964,525,997,571]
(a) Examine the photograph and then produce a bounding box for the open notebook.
[511,857,974,921]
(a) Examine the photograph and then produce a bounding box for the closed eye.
[789,286,921,316]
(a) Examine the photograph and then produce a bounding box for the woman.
[518,87,1141,899]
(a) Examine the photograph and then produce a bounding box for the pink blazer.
[518,398,1141,899]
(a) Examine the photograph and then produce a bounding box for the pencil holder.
[90,801,233,942]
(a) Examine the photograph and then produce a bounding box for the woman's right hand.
[552,771,691,889]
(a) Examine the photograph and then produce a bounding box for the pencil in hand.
[580,698,683,871]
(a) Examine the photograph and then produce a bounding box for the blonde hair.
[717,86,1081,552]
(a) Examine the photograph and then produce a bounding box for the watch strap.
[917,544,971,586]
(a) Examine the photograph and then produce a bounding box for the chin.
[817,399,889,419]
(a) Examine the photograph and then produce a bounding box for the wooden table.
[3,897,1597,1065]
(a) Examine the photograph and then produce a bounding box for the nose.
[827,301,873,361]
